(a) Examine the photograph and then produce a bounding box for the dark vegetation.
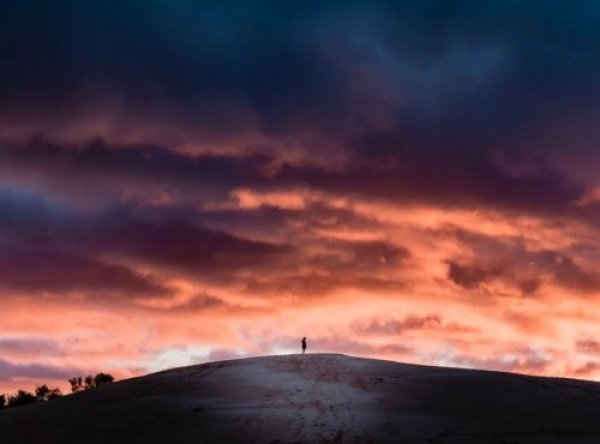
[69,373,114,393]
[7,390,38,407]
[0,373,114,410]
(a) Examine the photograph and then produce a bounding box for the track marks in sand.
[278,356,371,443]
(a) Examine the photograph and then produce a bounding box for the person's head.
[302,337,306,340]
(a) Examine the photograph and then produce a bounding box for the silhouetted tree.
[7,390,36,408]
[69,376,83,393]
[69,373,115,393]
[35,384,62,402]
[94,373,114,386]
[0,394,6,409]
[84,375,94,390]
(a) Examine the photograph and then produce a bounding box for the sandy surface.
[2,353,600,443]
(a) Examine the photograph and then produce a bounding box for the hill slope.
[1,353,600,443]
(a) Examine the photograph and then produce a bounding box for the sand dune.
[1,353,600,443]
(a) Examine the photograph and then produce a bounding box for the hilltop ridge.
[1,353,600,443]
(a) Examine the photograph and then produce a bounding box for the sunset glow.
[2,1,600,395]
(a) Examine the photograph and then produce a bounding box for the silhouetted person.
[301,337,307,354]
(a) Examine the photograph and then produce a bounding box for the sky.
[2,0,600,394]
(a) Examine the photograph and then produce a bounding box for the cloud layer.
[2,1,600,392]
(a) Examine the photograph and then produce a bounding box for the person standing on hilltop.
[301,337,307,354]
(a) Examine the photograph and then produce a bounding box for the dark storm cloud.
[0,136,585,219]
[0,190,169,299]
[445,229,600,295]
[3,0,600,160]
[0,187,413,299]
[0,137,272,204]
[2,3,598,104]
[0,1,351,136]
[200,201,382,242]
[89,207,292,275]
[446,261,504,290]
[0,189,292,299]
[0,245,170,299]
[0,358,81,382]
[239,238,411,296]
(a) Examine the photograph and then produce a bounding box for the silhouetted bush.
[84,375,94,390]
[35,384,62,402]
[69,376,83,393]
[69,373,115,393]
[2,371,114,410]
[94,373,114,386]
[7,390,36,408]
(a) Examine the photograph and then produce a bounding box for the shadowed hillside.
[1,354,600,443]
